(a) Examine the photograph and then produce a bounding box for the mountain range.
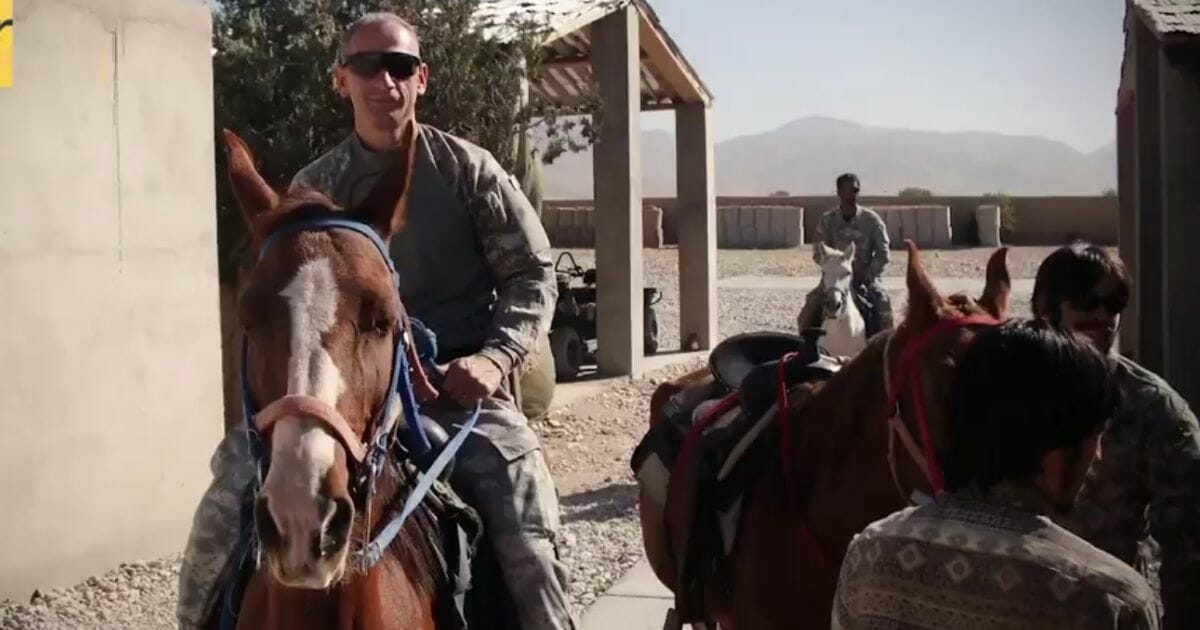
[538,116,1117,199]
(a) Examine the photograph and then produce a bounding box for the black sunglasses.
[341,51,422,81]
[1067,290,1126,315]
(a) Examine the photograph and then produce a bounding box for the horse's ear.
[354,118,418,241]
[814,243,827,264]
[843,242,856,261]
[904,240,945,327]
[978,246,1011,319]
[222,129,279,235]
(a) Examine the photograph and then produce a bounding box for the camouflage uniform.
[1070,353,1200,629]
[177,124,575,630]
[796,205,892,334]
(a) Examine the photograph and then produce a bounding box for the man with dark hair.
[177,11,576,630]
[1032,241,1200,629]
[833,320,1159,629]
[797,173,892,337]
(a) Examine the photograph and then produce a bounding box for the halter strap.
[882,314,998,499]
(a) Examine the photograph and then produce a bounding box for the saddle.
[631,329,841,625]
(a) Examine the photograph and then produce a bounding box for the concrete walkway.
[581,559,673,630]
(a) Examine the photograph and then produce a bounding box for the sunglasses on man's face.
[1066,291,1126,315]
[341,51,422,81]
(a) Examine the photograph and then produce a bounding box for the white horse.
[814,242,867,358]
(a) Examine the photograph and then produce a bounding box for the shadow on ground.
[561,482,639,524]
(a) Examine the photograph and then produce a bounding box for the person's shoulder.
[859,206,885,223]
[419,123,495,167]
[290,134,357,191]
[1112,354,1193,417]
[1037,517,1158,610]
[851,503,921,543]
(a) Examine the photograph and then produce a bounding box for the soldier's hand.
[442,355,504,406]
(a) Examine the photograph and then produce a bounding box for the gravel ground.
[1,246,1061,629]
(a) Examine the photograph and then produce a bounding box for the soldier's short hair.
[836,173,860,191]
[1032,241,1130,323]
[943,319,1119,492]
[337,12,420,64]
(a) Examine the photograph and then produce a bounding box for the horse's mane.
[349,458,455,599]
[253,188,352,238]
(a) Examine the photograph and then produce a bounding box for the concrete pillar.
[591,4,643,377]
[1158,45,1200,408]
[675,102,718,351]
[1133,18,1164,375]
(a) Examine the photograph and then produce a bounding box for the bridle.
[237,217,478,571]
[880,313,999,504]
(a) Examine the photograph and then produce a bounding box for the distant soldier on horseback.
[797,173,893,337]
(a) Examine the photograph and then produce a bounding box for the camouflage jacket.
[1072,354,1200,629]
[812,205,890,282]
[289,124,556,378]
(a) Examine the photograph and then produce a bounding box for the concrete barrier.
[873,205,952,249]
[716,206,803,248]
[976,205,1002,246]
[541,205,665,248]
[0,0,221,600]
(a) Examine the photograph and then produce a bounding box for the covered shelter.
[476,0,717,378]
[1117,0,1200,408]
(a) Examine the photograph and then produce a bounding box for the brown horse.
[217,120,450,630]
[640,242,1012,629]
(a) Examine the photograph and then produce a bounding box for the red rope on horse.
[885,314,998,495]
[667,391,743,532]
[775,352,832,576]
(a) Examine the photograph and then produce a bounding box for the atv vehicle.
[549,252,662,381]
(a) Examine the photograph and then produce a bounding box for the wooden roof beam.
[634,5,709,105]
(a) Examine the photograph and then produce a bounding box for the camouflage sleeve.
[1143,388,1200,628]
[463,150,556,376]
[864,212,890,280]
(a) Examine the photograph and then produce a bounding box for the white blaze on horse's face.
[820,245,854,315]
[260,256,352,588]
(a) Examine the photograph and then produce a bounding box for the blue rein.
[236,216,480,579]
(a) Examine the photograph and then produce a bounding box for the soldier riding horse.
[206,124,519,630]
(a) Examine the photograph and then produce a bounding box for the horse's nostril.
[319,497,354,558]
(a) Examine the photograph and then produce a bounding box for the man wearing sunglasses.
[1032,242,1200,629]
[177,11,576,630]
[797,173,893,338]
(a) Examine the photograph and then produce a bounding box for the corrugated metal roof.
[474,0,711,111]
[1133,0,1200,38]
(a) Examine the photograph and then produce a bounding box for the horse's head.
[816,242,855,319]
[884,240,1010,493]
[223,120,428,588]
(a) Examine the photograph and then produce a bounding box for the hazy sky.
[636,0,1126,152]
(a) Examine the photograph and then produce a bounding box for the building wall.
[0,0,222,600]
[545,195,1118,248]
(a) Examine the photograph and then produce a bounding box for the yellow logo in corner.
[1,0,11,88]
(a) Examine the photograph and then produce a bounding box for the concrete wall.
[717,206,803,248]
[0,0,221,601]
[545,195,1118,248]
